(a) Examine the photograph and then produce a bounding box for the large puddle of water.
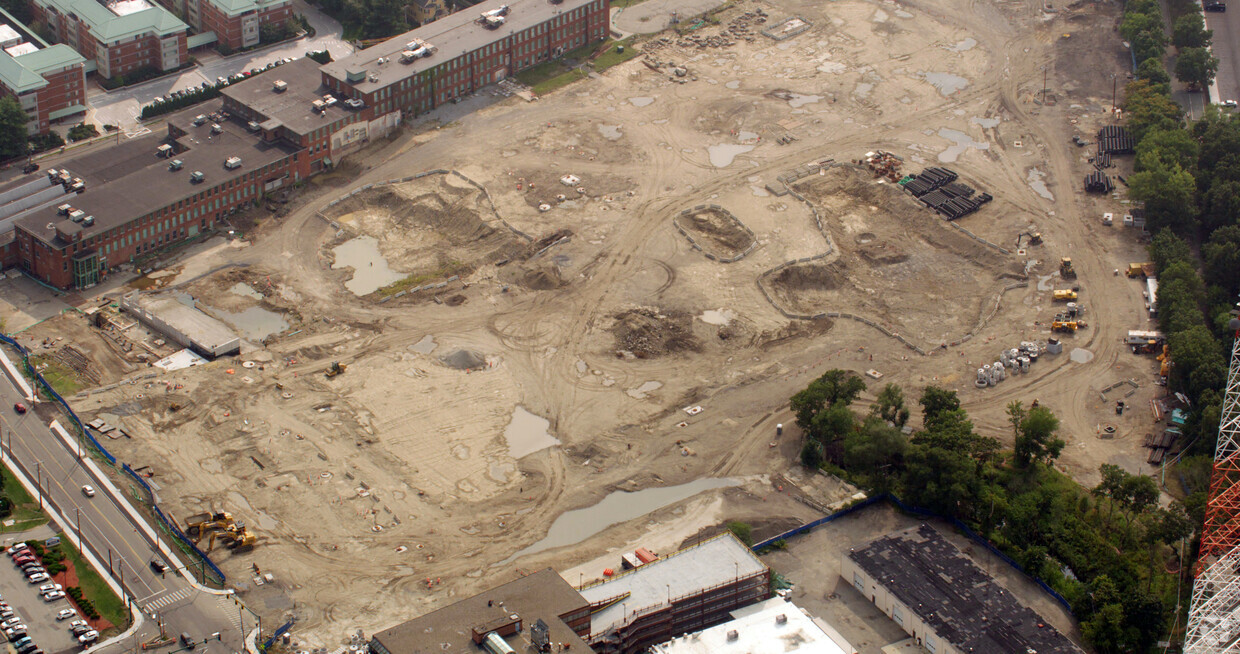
[699,309,735,325]
[971,116,1000,129]
[1070,348,1094,363]
[938,128,989,163]
[708,144,755,167]
[918,72,970,96]
[598,124,623,141]
[626,381,663,399]
[210,306,288,341]
[229,283,263,300]
[505,406,561,459]
[503,478,741,562]
[1027,168,1054,201]
[332,236,405,296]
[948,37,978,52]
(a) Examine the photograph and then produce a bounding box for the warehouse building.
[320,0,609,119]
[650,597,856,654]
[0,8,86,134]
[120,290,240,357]
[842,525,1083,654]
[9,99,304,288]
[579,533,770,654]
[369,568,591,654]
[30,0,188,80]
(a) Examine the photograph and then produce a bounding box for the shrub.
[726,521,753,546]
[67,123,98,142]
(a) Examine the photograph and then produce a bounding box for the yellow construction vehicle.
[1157,344,1171,378]
[206,524,256,552]
[325,362,347,378]
[184,512,235,541]
[1127,262,1155,278]
[1051,319,1088,332]
[1059,257,1077,279]
[1053,290,1078,301]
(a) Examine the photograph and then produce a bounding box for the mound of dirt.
[771,263,845,291]
[440,349,487,370]
[611,308,701,358]
[677,208,754,257]
[444,294,467,306]
[523,269,564,290]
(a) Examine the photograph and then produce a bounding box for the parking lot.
[0,543,87,654]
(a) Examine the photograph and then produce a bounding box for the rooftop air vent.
[225,157,242,170]
[726,630,739,642]
[273,80,287,92]
[82,215,94,226]
[775,614,787,625]
[157,144,172,157]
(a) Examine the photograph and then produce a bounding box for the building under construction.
[579,533,770,654]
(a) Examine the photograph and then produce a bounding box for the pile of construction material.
[975,342,1047,388]
[1084,170,1113,193]
[901,167,992,220]
[860,151,903,181]
[1096,125,1135,155]
[1144,407,1185,465]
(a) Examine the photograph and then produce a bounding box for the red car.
[12,403,24,414]
[12,554,34,565]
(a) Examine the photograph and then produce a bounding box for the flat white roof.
[577,533,767,637]
[4,43,37,56]
[650,598,854,654]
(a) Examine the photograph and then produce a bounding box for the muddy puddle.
[502,478,741,562]
[504,406,561,459]
[332,236,405,296]
[708,144,755,167]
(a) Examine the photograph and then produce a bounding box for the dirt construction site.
[0,0,1167,646]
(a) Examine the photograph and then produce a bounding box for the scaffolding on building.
[1186,320,1240,653]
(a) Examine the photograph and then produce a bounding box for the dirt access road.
[37,0,1161,646]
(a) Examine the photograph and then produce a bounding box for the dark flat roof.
[221,58,355,136]
[322,0,600,94]
[14,99,298,248]
[371,568,589,654]
[849,525,1083,654]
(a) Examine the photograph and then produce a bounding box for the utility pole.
[1111,73,1118,115]
[35,462,41,510]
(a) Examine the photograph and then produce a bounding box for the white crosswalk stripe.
[217,597,243,633]
[142,587,193,613]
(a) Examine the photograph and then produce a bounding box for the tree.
[1014,406,1065,467]
[1172,13,1212,49]
[911,408,999,461]
[1175,47,1220,90]
[1149,229,1193,272]
[901,444,983,517]
[1135,127,1198,172]
[1204,224,1240,293]
[872,383,910,428]
[1128,160,1197,234]
[808,401,856,449]
[1120,474,1159,525]
[842,417,906,487]
[1202,180,1240,234]
[789,370,865,428]
[1167,325,1226,397]
[1121,11,1164,44]
[918,386,960,425]
[1132,30,1169,67]
[1136,57,1171,87]
[1123,81,1183,142]
[1093,464,1128,526]
[726,521,753,546]
[0,96,26,161]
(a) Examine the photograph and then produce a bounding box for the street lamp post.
[35,461,41,510]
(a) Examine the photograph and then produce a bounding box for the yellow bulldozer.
[184,512,234,542]
[1059,257,1077,280]
[1051,319,1088,333]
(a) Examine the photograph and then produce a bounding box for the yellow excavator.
[1157,344,1171,378]
[205,524,256,552]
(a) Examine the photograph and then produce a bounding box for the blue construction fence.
[261,618,295,651]
[753,492,1075,616]
[0,335,116,464]
[122,463,226,584]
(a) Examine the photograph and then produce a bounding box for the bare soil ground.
[22,0,1164,645]
[677,208,755,258]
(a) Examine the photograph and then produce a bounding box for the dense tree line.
[311,0,410,40]
[792,371,1187,653]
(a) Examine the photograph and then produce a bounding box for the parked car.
[42,591,64,602]
[19,564,43,574]
[15,641,35,654]
[12,403,25,415]
[6,544,28,556]
[4,629,26,641]
[180,633,196,649]
[1,609,16,619]
[12,636,31,648]
[1225,100,1239,108]
[80,485,95,498]
[69,625,89,636]
[77,631,97,644]
[26,573,48,584]
[55,609,75,621]
[38,583,61,594]
[68,621,86,630]
[2,618,22,628]
[13,555,36,566]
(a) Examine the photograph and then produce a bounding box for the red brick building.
[0,43,87,133]
[163,0,292,51]
[31,0,188,80]
[321,0,609,118]
[9,100,305,288]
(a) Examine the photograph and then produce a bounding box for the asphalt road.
[88,0,354,131]
[1206,7,1239,105]
[0,382,249,654]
